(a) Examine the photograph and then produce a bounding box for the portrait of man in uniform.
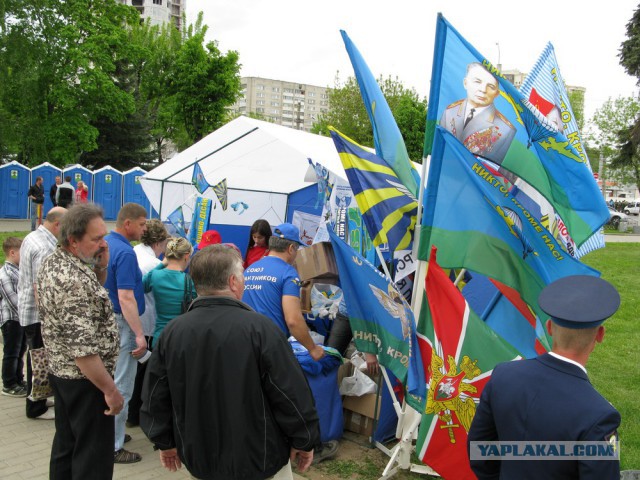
[439,62,516,165]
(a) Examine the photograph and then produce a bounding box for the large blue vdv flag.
[167,206,187,239]
[341,30,421,197]
[424,14,608,248]
[328,228,426,404]
[420,127,601,346]
[329,128,417,253]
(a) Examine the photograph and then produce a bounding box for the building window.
[307,99,315,105]
[256,84,265,90]
[256,107,265,113]
[272,87,280,92]
[308,92,316,97]
[321,93,328,99]
[272,94,280,99]
[256,92,265,97]
[152,0,162,4]
[256,100,265,105]
[284,88,294,93]
[320,100,328,106]
[271,109,279,115]
[271,101,280,107]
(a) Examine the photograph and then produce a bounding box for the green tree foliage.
[619,4,640,83]
[0,0,139,166]
[312,74,427,162]
[169,14,242,149]
[587,96,640,191]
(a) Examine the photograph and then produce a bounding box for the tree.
[312,74,427,162]
[168,13,242,149]
[587,96,640,193]
[0,0,139,166]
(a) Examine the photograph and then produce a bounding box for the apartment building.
[231,77,331,132]
[119,0,186,31]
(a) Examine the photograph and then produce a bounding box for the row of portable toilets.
[0,161,155,221]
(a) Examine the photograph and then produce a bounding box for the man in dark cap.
[468,275,621,480]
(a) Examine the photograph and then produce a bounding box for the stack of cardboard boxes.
[293,242,340,313]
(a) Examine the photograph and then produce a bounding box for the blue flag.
[520,42,605,257]
[192,162,211,194]
[328,228,426,404]
[167,206,187,239]
[424,14,608,247]
[329,128,417,253]
[341,30,421,197]
[419,127,600,344]
[187,197,213,248]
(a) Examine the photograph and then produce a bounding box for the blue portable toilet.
[93,166,123,220]
[0,161,31,219]
[31,162,62,216]
[123,167,154,218]
[62,164,93,201]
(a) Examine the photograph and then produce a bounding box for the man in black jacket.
[27,176,45,231]
[141,244,320,479]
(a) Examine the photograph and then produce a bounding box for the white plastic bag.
[311,284,347,319]
[339,367,377,396]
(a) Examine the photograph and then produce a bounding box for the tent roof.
[143,116,346,194]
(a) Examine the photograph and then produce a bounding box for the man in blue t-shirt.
[104,203,147,464]
[243,223,324,362]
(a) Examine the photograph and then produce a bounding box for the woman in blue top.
[143,237,196,346]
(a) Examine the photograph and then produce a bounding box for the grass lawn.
[1,230,638,471]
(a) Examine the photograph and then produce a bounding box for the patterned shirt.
[0,261,19,327]
[18,225,57,327]
[37,247,119,379]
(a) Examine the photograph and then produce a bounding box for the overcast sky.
[186,0,639,120]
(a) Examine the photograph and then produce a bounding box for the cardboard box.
[299,276,340,313]
[342,393,381,436]
[294,242,338,281]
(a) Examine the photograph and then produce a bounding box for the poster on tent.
[187,196,213,248]
[313,174,355,243]
[292,211,321,246]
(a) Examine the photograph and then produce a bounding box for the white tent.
[140,116,347,227]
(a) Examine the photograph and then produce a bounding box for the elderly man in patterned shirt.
[18,206,66,420]
[37,203,123,480]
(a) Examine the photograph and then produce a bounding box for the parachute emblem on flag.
[370,284,413,341]
[483,196,537,260]
[426,350,481,443]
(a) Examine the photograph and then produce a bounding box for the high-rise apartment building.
[231,77,331,132]
[118,0,186,31]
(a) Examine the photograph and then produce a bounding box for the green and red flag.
[413,246,520,479]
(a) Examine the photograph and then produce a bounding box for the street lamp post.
[496,42,501,71]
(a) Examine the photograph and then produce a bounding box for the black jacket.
[141,296,320,480]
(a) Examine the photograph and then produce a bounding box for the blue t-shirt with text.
[242,256,300,337]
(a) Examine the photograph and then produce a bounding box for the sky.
[186,0,639,121]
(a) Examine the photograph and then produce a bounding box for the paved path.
[0,386,305,479]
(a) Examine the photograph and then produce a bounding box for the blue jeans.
[30,203,43,231]
[113,313,138,451]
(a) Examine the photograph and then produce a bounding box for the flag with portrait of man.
[424,14,608,248]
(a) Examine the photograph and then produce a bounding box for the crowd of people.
[0,202,623,479]
[27,175,89,232]
[0,205,337,479]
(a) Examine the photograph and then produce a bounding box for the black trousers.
[24,323,49,418]
[49,375,115,480]
[127,335,152,425]
[1,320,27,388]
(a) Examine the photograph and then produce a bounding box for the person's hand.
[309,345,326,361]
[159,448,182,472]
[94,243,109,271]
[104,387,124,416]
[364,352,379,376]
[290,448,313,472]
[132,334,147,356]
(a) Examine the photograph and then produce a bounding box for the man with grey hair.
[141,244,320,479]
[18,206,66,420]
[37,203,123,479]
